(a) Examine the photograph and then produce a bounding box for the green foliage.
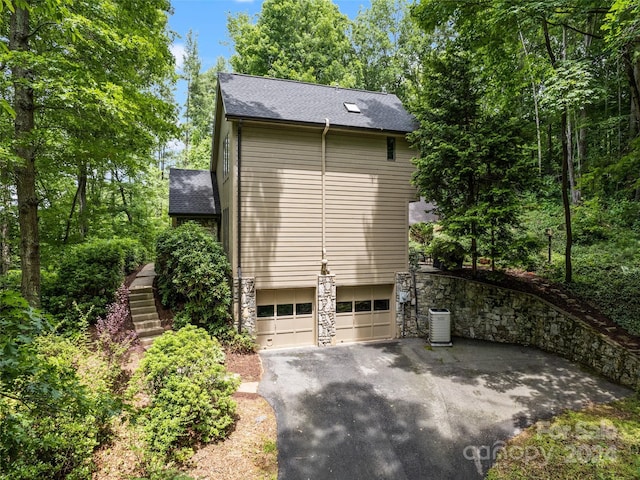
[409,222,434,244]
[129,326,239,463]
[213,327,259,354]
[428,234,466,270]
[2,0,178,303]
[0,291,121,480]
[487,395,640,479]
[411,41,534,272]
[43,238,148,327]
[155,223,232,333]
[228,0,360,87]
[408,240,426,270]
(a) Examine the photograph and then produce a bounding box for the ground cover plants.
[486,396,640,479]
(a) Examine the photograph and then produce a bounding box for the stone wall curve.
[414,272,640,391]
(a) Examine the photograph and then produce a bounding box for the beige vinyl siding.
[325,132,415,285]
[236,122,415,290]
[241,125,323,289]
[215,119,236,272]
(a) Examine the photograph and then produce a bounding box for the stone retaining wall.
[414,272,640,391]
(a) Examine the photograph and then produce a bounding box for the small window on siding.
[277,304,294,316]
[257,305,274,318]
[336,301,353,313]
[374,299,390,311]
[355,300,372,312]
[296,303,313,315]
[387,137,396,161]
[223,135,230,178]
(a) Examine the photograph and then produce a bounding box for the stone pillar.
[232,277,240,330]
[317,274,336,346]
[239,277,256,335]
[395,272,415,337]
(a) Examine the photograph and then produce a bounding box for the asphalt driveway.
[258,338,633,480]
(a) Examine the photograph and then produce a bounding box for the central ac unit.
[428,308,452,347]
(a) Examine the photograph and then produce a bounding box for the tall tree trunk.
[471,222,477,278]
[566,113,581,204]
[519,30,543,174]
[0,171,11,275]
[10,4,40,307]
[624,50,640,138]
[561,111,573,283]
[113,169,133,223]
[78,164,88,238]
[577,107,587,183]
[543,18,572,283]
[63,182,80,244]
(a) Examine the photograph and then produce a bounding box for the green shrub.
[155,223,232,333]
[409,240,426,270]
[129,326,239,463]
[214,327,258,354]
[409,222,435,244]
[42,238,148,327]
[429,234,465,270]
[0,291,121,480]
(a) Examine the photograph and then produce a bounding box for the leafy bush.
[155,223,232,333]
[409,222,435,244]
[0,291,121,480]
[42,238,148,327]
[572,200,610,245]
[409,240,426,270]
[214,327,258,354]
[429,234,465,270]
[96,284,138,367]
[129,326,239,463]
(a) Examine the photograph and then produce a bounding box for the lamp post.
[545,228,553,263]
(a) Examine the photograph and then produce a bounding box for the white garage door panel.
[256,288,315,349]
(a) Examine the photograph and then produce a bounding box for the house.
[168,168,220,237]
[175,72,418,349]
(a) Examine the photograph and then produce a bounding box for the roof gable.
[218,73,418,134]
[168,168,220,217]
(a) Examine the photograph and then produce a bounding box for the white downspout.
[321,118,330,274]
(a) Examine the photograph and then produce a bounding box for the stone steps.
[128,275,163,347]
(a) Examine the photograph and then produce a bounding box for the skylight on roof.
[344,102,361,113]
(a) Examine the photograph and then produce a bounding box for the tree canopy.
[1,0,178,304]
[228,0,360,87]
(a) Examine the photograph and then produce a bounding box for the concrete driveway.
[258,338,633,479]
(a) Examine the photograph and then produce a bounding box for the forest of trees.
[2,0,639,316]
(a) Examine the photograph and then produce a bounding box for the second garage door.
[335,284,394,344]
[256,288,315,349]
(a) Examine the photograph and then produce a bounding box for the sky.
[167,0,371,109]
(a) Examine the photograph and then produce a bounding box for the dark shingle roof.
[218,73,418,134]
[168,168,220,216]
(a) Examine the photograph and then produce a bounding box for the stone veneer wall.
[396,272,419,337]
[414,272,640,391]
[318,275,336,346]
[237,277,256,334]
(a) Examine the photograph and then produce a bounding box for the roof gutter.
[224,115,415,136]
[321,118,330,275]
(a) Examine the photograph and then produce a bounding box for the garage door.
[256,288,315,349]
[335,284,394,344]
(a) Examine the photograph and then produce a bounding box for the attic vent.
[343,102,361,113]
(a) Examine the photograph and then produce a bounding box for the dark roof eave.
[168,212,221,218]
[225,114,416,136]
